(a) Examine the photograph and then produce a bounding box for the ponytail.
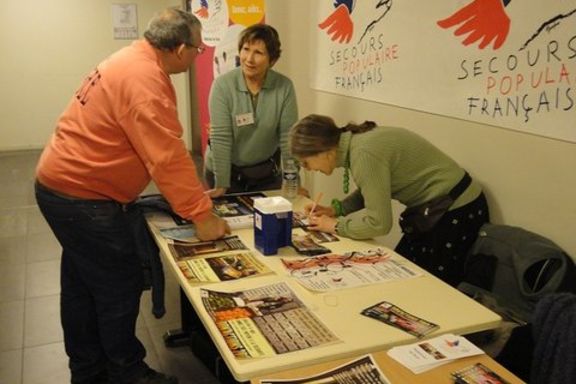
[290,115,377,158]
[341,120,377,134]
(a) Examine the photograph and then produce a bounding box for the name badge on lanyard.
[235,112,255,127]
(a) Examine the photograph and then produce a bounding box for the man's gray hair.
[144,8,201,51]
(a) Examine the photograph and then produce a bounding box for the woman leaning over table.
[289,114,490,286]
[204,24,298,197]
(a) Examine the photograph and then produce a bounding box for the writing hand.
[304,203,335,218]
[437,0,510,50]
[318,4,354,44]
[308,215,338,234]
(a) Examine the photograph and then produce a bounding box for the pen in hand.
[308,192,324,218]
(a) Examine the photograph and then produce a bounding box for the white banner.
[311,0,576,142]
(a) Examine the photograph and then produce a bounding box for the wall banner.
[311,0,576,142]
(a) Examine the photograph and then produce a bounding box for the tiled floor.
[0,150,220,384]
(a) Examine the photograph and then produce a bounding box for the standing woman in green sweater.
[290,114,489,286]
[204,24,298,197]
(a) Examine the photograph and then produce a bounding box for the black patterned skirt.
[395,193,490,287]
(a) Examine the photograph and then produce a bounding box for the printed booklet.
[212,192,266,229]
[451,363,511,384]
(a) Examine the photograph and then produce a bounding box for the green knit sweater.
[334,128,482,239]
[204,68,298,188]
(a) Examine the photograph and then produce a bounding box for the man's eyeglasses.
[187,43,206,54]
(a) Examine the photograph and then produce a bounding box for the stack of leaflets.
[451,363,511,384]
[212,192,265,229]
[387,333,484,374]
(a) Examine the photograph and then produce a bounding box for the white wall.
[0,0,190,151]
[266,0,576,257]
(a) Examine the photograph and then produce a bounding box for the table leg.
[163,288,204,348]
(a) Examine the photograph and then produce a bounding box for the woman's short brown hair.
[238,24,281,63]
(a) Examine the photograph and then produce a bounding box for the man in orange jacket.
[35,8,229,384]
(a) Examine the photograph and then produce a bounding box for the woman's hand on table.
[307,215,338,234]
[304,203,335,218]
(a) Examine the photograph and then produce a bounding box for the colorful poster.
[187,0,266,153]
[177,251,272,283]
[282,248,421,292]
[201,282,339,359]
[312,1,576,142]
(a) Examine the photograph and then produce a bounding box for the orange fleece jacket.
[37,40,212,222]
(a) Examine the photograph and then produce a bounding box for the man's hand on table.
[195,213,231,240]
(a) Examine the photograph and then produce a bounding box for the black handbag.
[231,150,280,187]
[399,172,471,235]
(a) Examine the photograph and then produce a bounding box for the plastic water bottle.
[282,159,299,199]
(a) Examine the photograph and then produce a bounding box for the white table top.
[147,194,501,382]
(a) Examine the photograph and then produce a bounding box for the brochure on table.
[281,248,422,292]
[212,192,266,229]
[201,282,340,359]
[387,333,485,374]
[260,354,391,384]
[177,252,273,284]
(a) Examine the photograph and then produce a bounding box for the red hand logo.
[194,6,209,19]
[437,0,510,50]
[318,4,354,44]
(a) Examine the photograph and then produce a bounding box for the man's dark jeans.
[35,182,148,383]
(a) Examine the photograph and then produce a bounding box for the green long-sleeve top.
[334,128,482,240]
[205,67,298,188]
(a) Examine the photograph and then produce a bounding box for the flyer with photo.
[168,235,248,259]
[260,354,391,384]
[282,248,421,292]
[387,333,485,374]
[201,282,339,359]
[452,363,511,384]
[212,192,266,229]
[361,301,439,338]
[291,231,331,256]
[177,252,272,283]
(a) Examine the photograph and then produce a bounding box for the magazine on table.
[201,282,339,359]
[259,354,391,384]
[291,230,331,256]
[168,235,248,259]
[212,191,266,229]
[177,251,273,284]
[451,363,511,384]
